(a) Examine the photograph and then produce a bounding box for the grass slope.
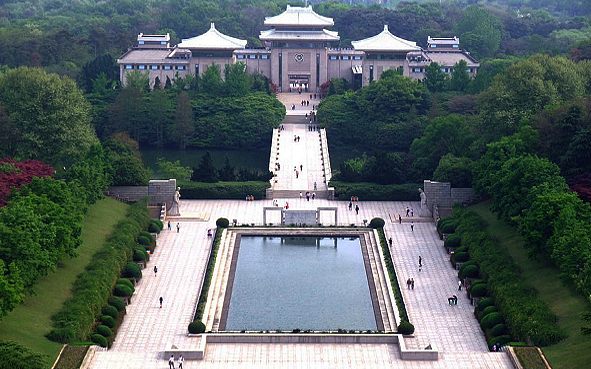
[471,201,591,369]
[0,197,129,366]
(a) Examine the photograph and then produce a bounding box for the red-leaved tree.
[0,158,54,207]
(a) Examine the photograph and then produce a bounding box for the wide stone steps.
[272,190,328,199]
[283,115,312,124]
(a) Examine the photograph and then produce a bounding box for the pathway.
[86,199,514,369]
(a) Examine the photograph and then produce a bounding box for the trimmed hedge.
[179,180,270,199]
[114,284,133,297]
[482,305,498,316]
[453,251,470,262]
[377,228,410,323]
[369,217,385,229]
[47,201,149,343]
[101,305,118,320]
[444,234,461,248]
[122,262,142,279]
[133,248,147,261]
[329,181,421,201]
[470,283,487,298]
[461,264,479,278]
[108,296,126,312]
[441,222,457,234]
[148,219,163,233]
[188,320,206,334]
[454,208,565,346]
[96,324,112,338]
[90,334,108,348]
[477,297,495,311]
[116,278,134,291]
[397,320,415,335]
[491,323,507,337]
[137,235,151,246]
[138,231,154,242]
[481,312,503,329]
[194,227,223,320]
[100,315,116,328]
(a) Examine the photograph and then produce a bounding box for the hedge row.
[193,226,223,322]
[47,200,150,343]
[178,180,269,199]
[454,207,565,346]
[329,181,421,201]
[376,228,413,334]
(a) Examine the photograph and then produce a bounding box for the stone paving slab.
[86,199,514,369]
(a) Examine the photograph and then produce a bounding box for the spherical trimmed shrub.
[100,315,116,328]
[369,217,385,229]
[441,222,457,234]
[114,284,133,297]
[96,324,113,338]
[470,283,487,298]
[148,219,163,233]
[91,334,108,348]
[188,320,206,334]
[477,297,495,311]
[137,235,151,246]
[437,217,454,230]
[102,305,119,319]
[216,217,230,228]
[488,335,511,350]
[122,262,142,279]
[481,312,503,330]
[482,306,498,317]
[139,231,154,243]
[453,252,470,263]
[397,320,415,335]
[116,278,135,291]
[491,324,507,337]
[133,249,147,262]
[108,296,126,312]
[461,264,479,278]
[454,246,469,254]
[444,234,461,248]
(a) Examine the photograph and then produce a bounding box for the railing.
[319,128,332,184]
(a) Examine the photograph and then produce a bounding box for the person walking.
[348,202,352,211]
[154,265,158,277]
[176,223,180,233]
[299,191,303,199]
[355,204,359,215]
[168,355,175,369]
[160,296,163,308]
[178,354,184,369]
[398,214,402,224]
[411,278,415,289]
[314,182,317,190]
[458,280,463,291]
[411,222,414,232]
[406,278,411,289]
[418,255,422,272]
[389,238,393,247]
[406,207,410,217]
[168,221,172,231]
[411,208,414,217]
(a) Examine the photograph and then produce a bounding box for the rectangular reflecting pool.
[224,236,377,331]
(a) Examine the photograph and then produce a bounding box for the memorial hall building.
[118,5,479,91]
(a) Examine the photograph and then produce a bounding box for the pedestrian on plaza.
[176,223,180,233]
[406,278,411,289]
[419,255,422,268]
[169,355,175,369]
[458,280,462,291]
[411,208,414,217]
[312,192,316,200]
[296,171,299,178]
[178,354,184,369]
[398,214,402,224]
[299,191,303,199]
[355,204,359,215]
[389,238,393,247]
[411,222,414,232]
[306,191,310,201]
[349,202,352,211]
[314,182,317,190]
[154,265,158,277]
[160,296,163,308]
[168,221,172,231]
[411,278,415,289]
[406,207,410,217]
[300,164,303,171]
[207,229,212,237]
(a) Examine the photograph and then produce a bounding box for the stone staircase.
[271,189,328,199]
[283,115,311,124]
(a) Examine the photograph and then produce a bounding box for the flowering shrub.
[0,158,53,207]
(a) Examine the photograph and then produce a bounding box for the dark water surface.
[225,236,376,331]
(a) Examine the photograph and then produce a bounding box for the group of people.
[406,278,415,289]
[299,191,316,201]
[406,206,414,217]
[301,100,311,107]
[245,195,255,201]
[448,295,459,305]
[169,354,183,369]
[293,135,301,142]
[308,124,319,131]
[167,221,180,233]
[348,202,360,214]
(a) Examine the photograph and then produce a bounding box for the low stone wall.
[107,179,177,211]
[423,180,480,214]
[166,334,439,361]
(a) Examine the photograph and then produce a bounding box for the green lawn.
[0,197,129,366]
[471,201,591,369]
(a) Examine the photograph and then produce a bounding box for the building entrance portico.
[288,75,310,92]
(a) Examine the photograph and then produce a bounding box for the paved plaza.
[86,199,514,369]
[86,93,514,368]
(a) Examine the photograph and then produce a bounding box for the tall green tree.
[172,92,194,150]
[191,151,218,183]
[454,5,503,59]
[0,67,98,165]
[423,62,447,92]
[449,60,470,92]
